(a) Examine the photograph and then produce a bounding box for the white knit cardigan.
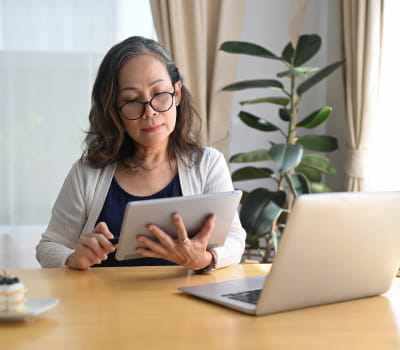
[36,147,246,269]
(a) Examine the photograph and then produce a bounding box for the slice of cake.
[0,272,27,312]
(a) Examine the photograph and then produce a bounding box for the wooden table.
[2,264,400,350]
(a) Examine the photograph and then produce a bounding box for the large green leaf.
[277,67,318,78]
[297,135,338,152]
[281,42,294,64]
[297,107,333,128]
[279,108,291,122]
[269,144,304,171]
[240,97,289,106]
[294,34,322,66]
[310,182,333,193]
[239,188,286,236]
[239,111,280,132]
[284,173,310,197]
[300,154,337,175]
[239,190,249,203]
[222,79,284,91]
[295,164,322,182]
[231,166,274,181]
[219,41,280,60]
[297,60,345,96]
[230,149,272,163]
[246,233,265,248]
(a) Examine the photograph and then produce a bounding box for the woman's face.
[117,54,182,150]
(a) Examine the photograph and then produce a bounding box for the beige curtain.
[341,0,384,191]
[150,0,245,157]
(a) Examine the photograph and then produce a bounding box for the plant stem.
[278,172,285,191]
[286,72,298,210]
[288,75,297,145]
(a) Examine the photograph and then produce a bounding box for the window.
[366,0,400,190]
[0,0,156,225]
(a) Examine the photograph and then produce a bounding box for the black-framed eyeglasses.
[118,87,176,120]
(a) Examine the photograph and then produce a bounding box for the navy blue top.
[94,173,182,267]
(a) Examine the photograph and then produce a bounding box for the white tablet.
[115,190,242,261]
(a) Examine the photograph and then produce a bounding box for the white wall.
[228,0,346,192]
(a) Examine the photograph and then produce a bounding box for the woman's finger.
[135,247,162,259]
[79,235,108,260]
[75,245,102,265]
[94,222,114,239]
[192,214,216,244]
[90,222,116,252]
[95,233,117,252]
[145,224,176,249]
[171,213,190,242]
[136,230,170,256]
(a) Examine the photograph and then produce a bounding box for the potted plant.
[220,34,344,262]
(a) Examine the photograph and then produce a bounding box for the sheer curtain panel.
[0,0,155,226]
[150,0,245,156]
[341,0,383,191]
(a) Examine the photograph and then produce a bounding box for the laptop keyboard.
[221,289,262,305]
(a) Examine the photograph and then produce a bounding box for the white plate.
[0,298,59,322]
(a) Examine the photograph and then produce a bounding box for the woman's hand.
[66,222,117,270]
[135,213,216,270]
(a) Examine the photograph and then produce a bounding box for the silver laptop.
[179,191,400,316]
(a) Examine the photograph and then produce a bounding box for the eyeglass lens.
[121,92,174,120]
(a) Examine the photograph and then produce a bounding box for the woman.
[36,36,245,271]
